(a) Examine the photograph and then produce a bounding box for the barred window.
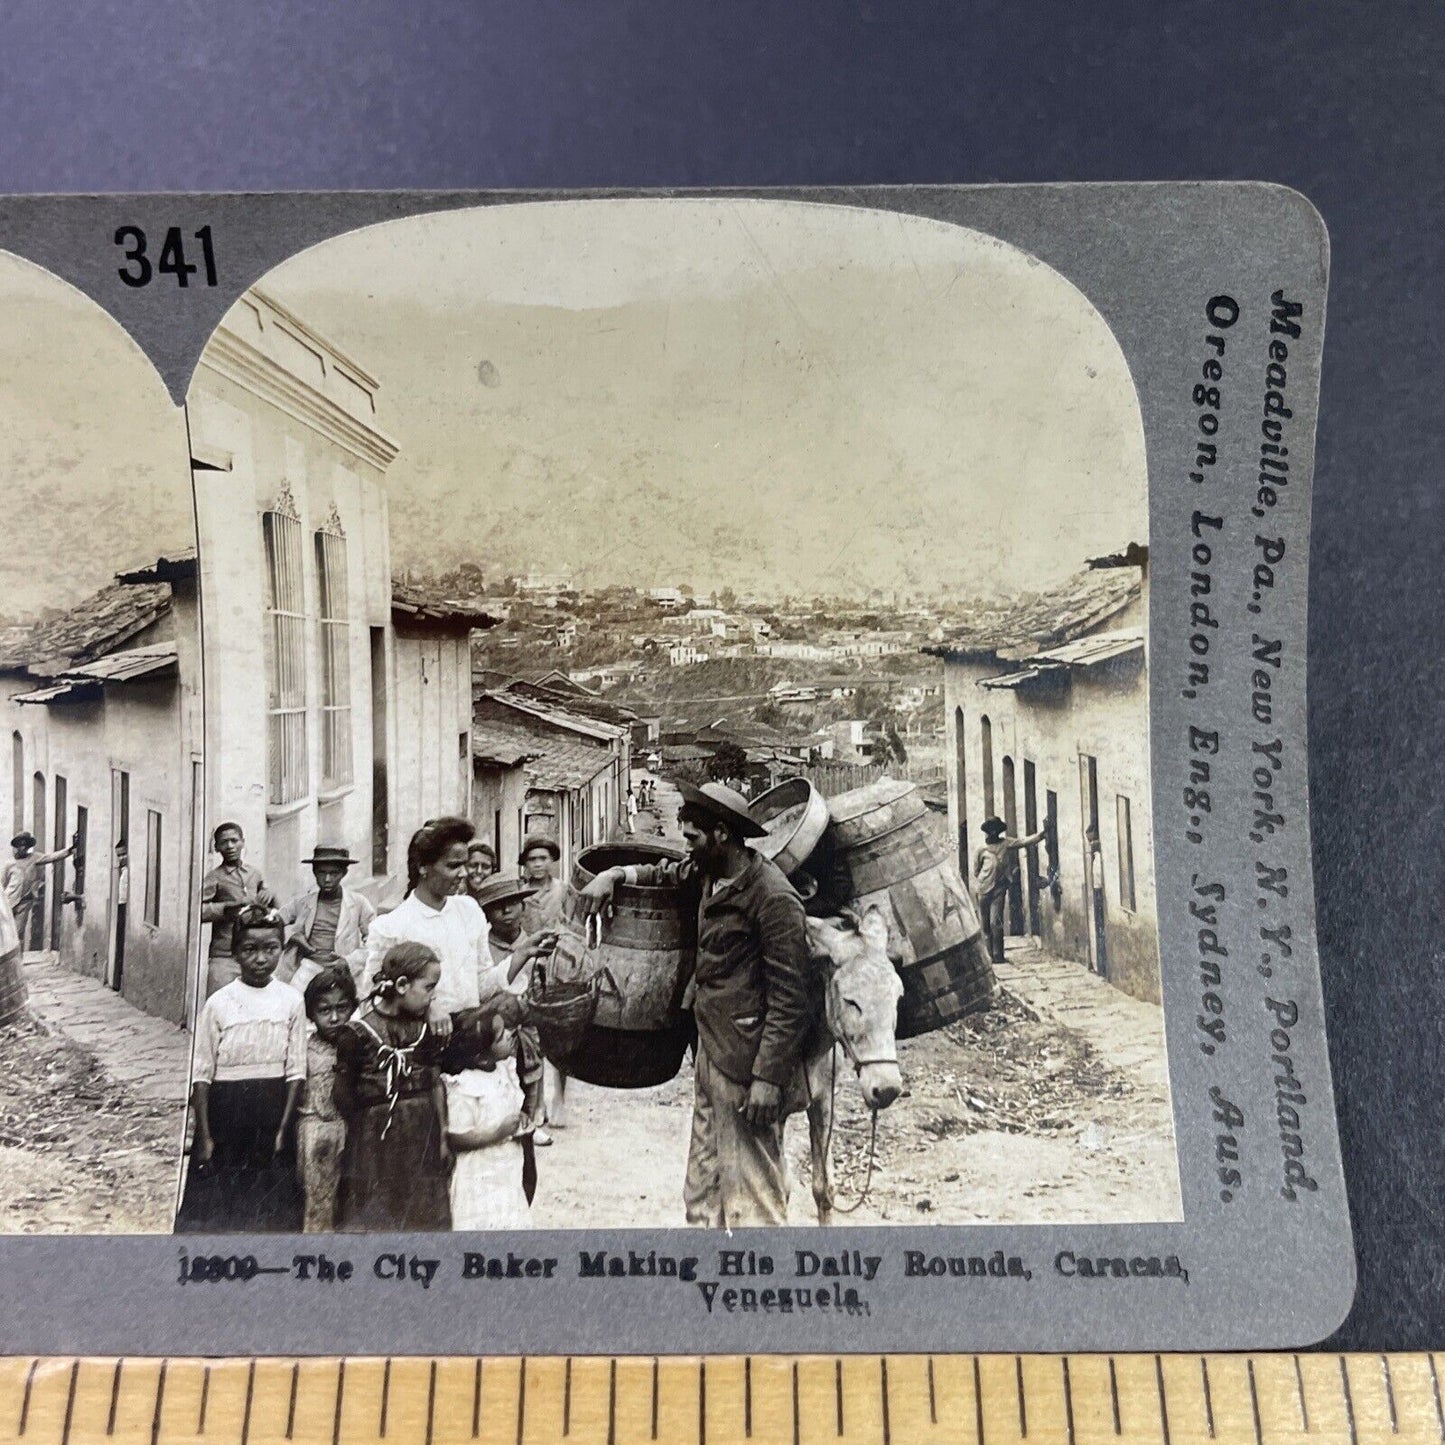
[262,509,308,805]
[315,528,353,788]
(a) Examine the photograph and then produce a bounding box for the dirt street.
[0,1014,181,1233]
[530,983,1179,1230]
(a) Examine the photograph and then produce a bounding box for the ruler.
[0,1353,1437,1445]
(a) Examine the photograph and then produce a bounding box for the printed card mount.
[0,184,1348,1356]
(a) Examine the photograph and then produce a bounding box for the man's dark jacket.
[629,850,812,1087]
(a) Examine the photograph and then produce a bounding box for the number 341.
[115,225,217,288]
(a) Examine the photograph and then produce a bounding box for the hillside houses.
[471,683,631,875]
[926,554,1156,1003]
[0,553,203,1026]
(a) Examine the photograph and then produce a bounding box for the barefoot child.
[298,966,357,1232]
[175,905,306,1233]
[442,997,532,1230]
[334,942,451,1231]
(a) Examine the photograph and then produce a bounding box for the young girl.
[333,942,451,1231]
[175,905,307,1233]
[297,966,357,1232]
[442,997,532,1230]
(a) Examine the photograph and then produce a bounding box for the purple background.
[0,0,1438,1349]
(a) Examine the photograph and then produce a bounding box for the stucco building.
[189,288,487,915]
[928,550,1158,1002]
[0,554,204,1026]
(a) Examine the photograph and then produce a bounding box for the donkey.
[792,905,905,1225]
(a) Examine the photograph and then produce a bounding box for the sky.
[0,254,192,618]
[258,198,1147,600]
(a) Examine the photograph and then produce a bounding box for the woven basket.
[526,963,617,1065]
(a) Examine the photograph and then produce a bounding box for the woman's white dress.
[445,1064,531,1230]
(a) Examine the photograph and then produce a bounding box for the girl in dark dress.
[334,942,452,1231]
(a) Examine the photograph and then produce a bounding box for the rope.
[823,1042,881,1216]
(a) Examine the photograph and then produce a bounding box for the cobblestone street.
[0,954,189,1234]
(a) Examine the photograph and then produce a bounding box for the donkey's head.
[805,905,905,1111]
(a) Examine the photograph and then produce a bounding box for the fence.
[792,758,946,798]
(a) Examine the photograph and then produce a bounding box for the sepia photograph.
[0,252,199,1233]
[178,197,1181,1234]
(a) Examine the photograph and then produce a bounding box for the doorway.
[30,772,46,951]
[1078,753,1105,976]
[107,769,130,992]
[50,775,67,951]
[1002,755,1023,935]
[1023,760,1041,937]
[953,706,969,877]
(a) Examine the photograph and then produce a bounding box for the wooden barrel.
[545,841,697,1089]
[824,778,995,1038]
[751,777,829,878]
[0,947,28,1026]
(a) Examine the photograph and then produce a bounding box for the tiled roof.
[478,690,628,743]
[924,566,1141,663]
[391,585,499,632]
[0,581,172,678]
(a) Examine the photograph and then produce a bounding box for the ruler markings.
[472,1358,482,1439]
[1016,1356,1028,1437]
[58,1361,77,1445]
[149,1361,165,1445]
[515,1358,525,1445]
[19,1357,38,1437]
[974,1357,986,1445]
[106,1359,123,1437]
[608,1359,618,1445]
[1340,1356,1359,1445]
[1429,1355,1444,1441]
[745,1356,753,1438]
[1061,1358,1076,1445]
[239,1360,255,1445]
[791,1363,800,1445]
[425,1359,437,1445]
[698,1359,706,1445]
[331,1361,345,1445]
[198,1364,210,1435]
[285,1361,299,1441]
[1383,1355,1400,1434]
[928,1357,938,1426]
[563,1357,571,1437]
[652,1357,660,1442]
[836,1360,844,1437]
[1154,1356,1171,1445]
[880,1358,891,1445]
[379,1357,391,1440]
[1247,1359,1263,1445]
[1294,1355,1309,1433]
[1109,1357,1122,1436]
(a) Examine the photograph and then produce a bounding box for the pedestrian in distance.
[3,830,73,951]
[973,816,1046,966]
[334,941,451,1232]
[175,905,306,1234]
[297,965,358,1233]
